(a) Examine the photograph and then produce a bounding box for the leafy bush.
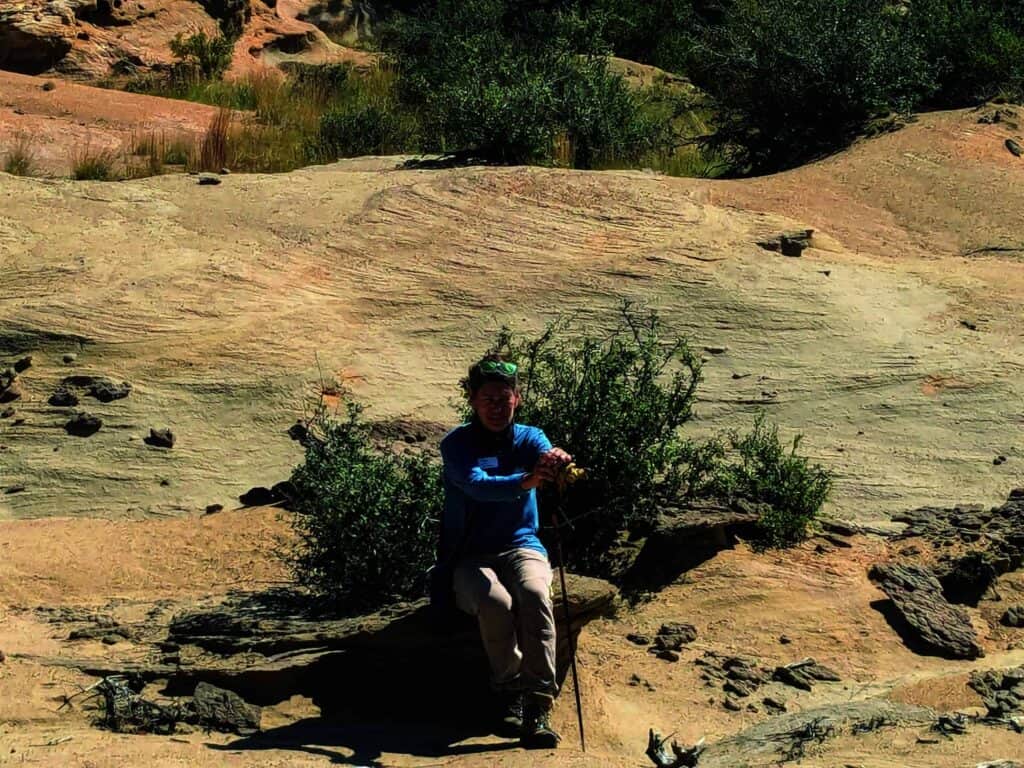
[481,303,702,575]
[908,0,1024,106]
[169,30,235,80]
[682,0,933,173]
[288,401,443,611]
[383,0,670,167]
[695,415,832,547]
[312,67,419,159]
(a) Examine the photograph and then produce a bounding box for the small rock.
[13,356,32,373]
[12,418,24,426]
[774,665,814,691]
[41,81,56,92]
[101,635,121,645]
[657,622,698,644]
[62,353,77,364]
[961,319,979,331]
[994,455,1007,466]
[822,533,853,548]
[703,346,728,355]
[65,413,102,437]
[158,641,180,652]
[723,696,742,711]
[1006,139,1023,158]
[626,633,650,646]
[899,545,921,556]
[162,653,181,665]
[5,485,25,494]
[779,635,792,645]
[88,379,131,402]
[286,421,310,445]
[198,174,222,186]
[1002,605,1024,628]
[0,380,22,403]
[219,167,231,175]
[205,503,224,515]
[144,428,175,449]
[160,479,171,487]
[821,519,857,537]
[654,649,680,662]
[763,696,787,713]
[724,678,754,698]
[48,387,79,407]
[0,407,12,418]
[0,649,5,663]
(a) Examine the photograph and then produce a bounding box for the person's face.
[470,381,520,432]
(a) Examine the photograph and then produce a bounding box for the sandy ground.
[1,80,1024,766]
[2,105,1022,524]
[2,510,1024,766]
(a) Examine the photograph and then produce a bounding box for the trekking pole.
[553,463,586,752]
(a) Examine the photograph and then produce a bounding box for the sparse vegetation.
[169,30,235,81]
[3,135,37,177]
[70,145,120,181]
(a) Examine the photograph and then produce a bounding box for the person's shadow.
[205,629,524,765]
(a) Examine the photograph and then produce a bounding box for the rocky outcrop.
[698,700,934,767]
[623,499,763,590]
[28,574,616,710]
[968,666,1024,719]
[892,489,1024,604]
[869,563,983,659]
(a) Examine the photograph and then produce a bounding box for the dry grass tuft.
[70,143,120,181]
[3,134,38,177]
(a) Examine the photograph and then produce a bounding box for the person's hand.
[521,448,573,490]
[539,447,572,469]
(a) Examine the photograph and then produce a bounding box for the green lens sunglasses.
[478,360,518,376]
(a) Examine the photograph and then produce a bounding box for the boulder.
[869,563,983,659]
[190,682,260,735]
[756,229,814,258]
[624,500,762,589]
[144,428,175,449]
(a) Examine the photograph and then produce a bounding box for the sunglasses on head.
[478,360,518,376]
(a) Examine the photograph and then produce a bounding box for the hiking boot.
[497,691,524,737]
[521,693,560,749]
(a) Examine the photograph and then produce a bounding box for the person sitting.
[435,355,572,748]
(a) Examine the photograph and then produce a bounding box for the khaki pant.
[453,548,557,696]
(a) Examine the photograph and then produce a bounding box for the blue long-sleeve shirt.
[438,421,551,563]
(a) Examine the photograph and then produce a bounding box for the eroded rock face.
[0,0,216,79]
[869,563,983,660]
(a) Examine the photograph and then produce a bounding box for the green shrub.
[383,0,670,166]
[169,30,235,80]
[908,0,1024,106]
[697,414,831,547]
[315,102,414,157]
[683,0,933,173]
[480,303,702,576]
[288,401,443,611]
